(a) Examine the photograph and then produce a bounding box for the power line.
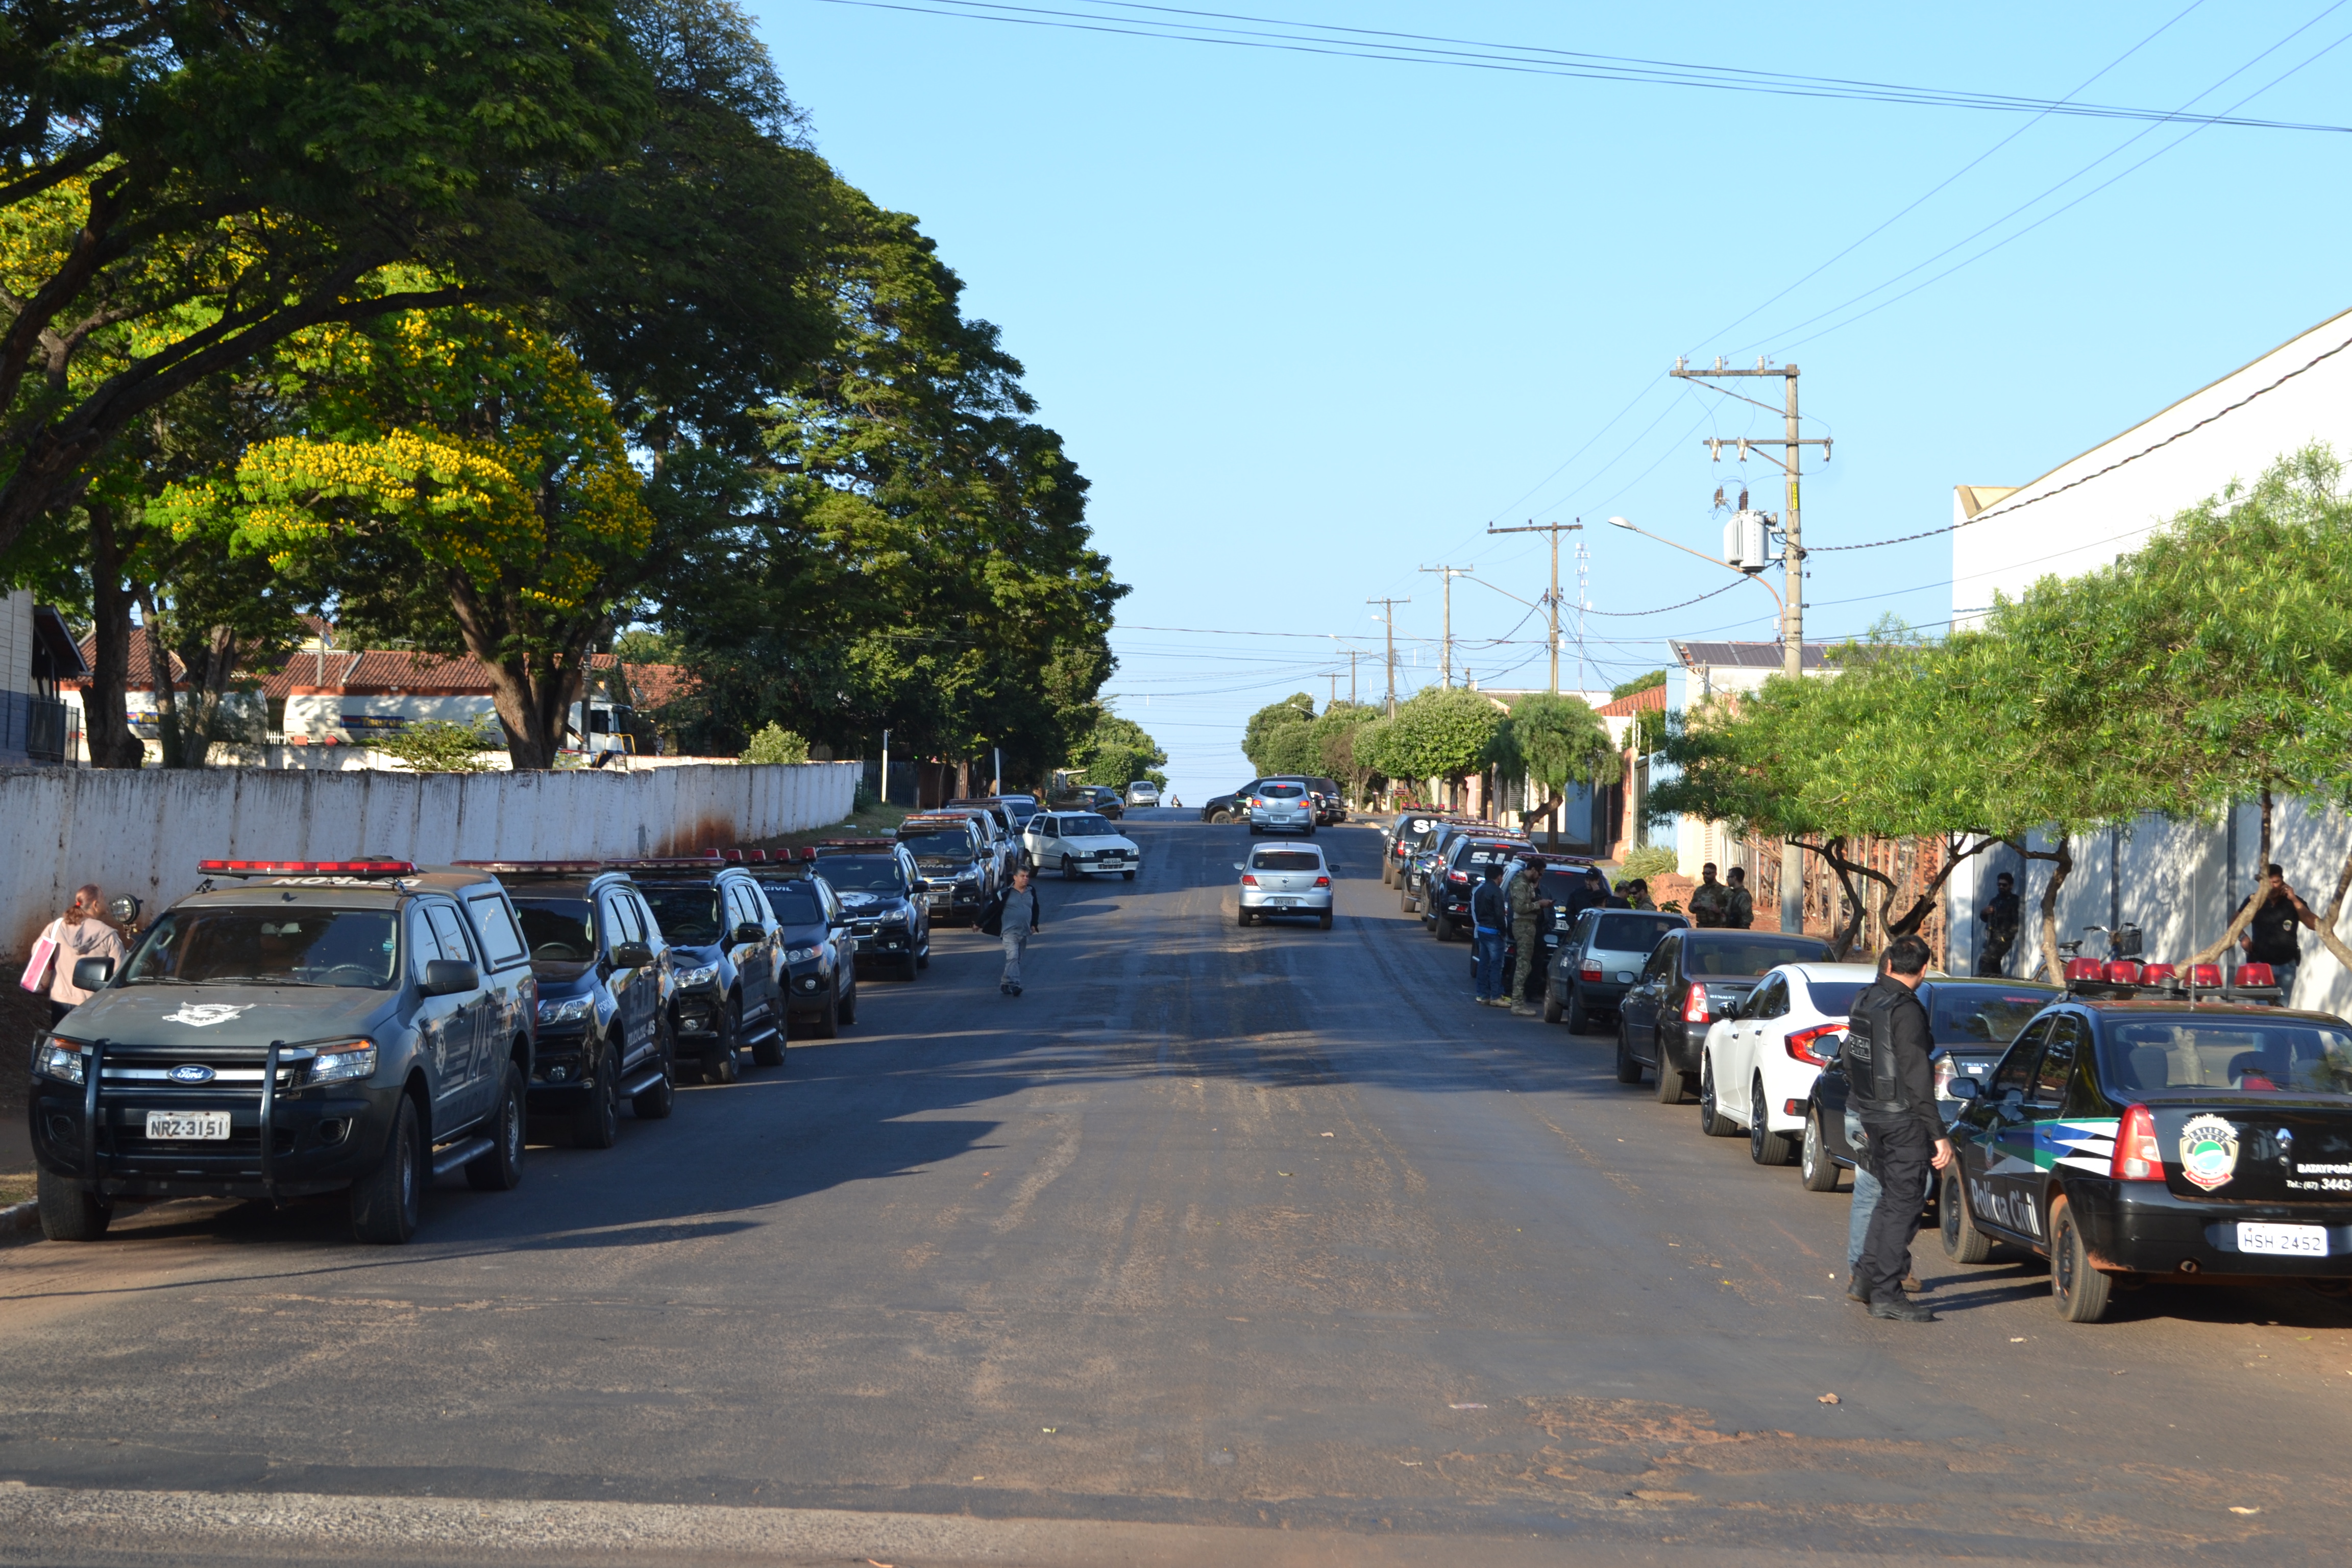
[811,0,2352,130]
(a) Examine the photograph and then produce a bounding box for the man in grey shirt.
[995,867,1041,997]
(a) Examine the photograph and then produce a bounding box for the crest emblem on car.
[2178,1113,2240,1191]
[167,1064,216,1084]
[162,1002,252,1028]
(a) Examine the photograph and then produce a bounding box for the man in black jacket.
[1842,933,1950,1322]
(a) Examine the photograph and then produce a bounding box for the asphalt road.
[3,815,2350,1566]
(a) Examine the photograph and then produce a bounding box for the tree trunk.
[1881,832,2000,939]
[135,587,187,768]
[445,572,592,769]
[83,501,143,769]
[2188,789,2286,967]
[2034,836,2074,983]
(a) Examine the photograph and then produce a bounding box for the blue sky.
[742,0,2352,798]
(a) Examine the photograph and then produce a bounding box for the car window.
[512,896,596,962]
[425,902,478,967]
[2029,1016,2085,1108]
[764,881,826,924]
[1751,974,1788,1019]
[1460,843,1518,868]
[1646,936,1679,981]
[1800,979,1869,1017]
[1987,1017,2050,1099]
[1251,851,1323,871]
[121,905,403,990]
[1922,984,2060,1045]
[1261,783,1305,798]
[1062,815,1115,836]
[2100,1016,2352,1099]
[640,885,723,944]
[1594,914,1676,952]
[466,894,529,969]
[811,853,906,892]
[1683,937,1834,976]
[607,893,645,948]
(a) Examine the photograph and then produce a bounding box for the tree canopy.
[1362,685,1501,789]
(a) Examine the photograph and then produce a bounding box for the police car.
[27,859,537,1245]
[1022,810,1140,880]
[1940,981,2352,1321]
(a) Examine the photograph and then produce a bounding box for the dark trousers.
[1856,1115,1932,1302]
[1975,935,2013,976]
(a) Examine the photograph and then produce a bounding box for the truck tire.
[1941,1166,1994,1263]
[465,1063,526,1192]
[36,1169,111,1242]
[350,1095,423,1244]
[1800,1110,1842,1192]
[571,1039,622,1149]
[1749,1081,1797,1165]
[2050,1198,2114,1323]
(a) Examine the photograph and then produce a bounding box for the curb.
[1,1198,37,1245]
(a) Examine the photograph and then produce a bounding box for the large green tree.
[1362,685,1501,795]
[1242,693,1316,775]
[1492,691,1619,847]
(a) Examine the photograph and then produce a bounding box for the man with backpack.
[1842,933,1950,1322]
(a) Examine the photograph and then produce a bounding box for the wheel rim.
[398,1124,417,1214]
[2054,1216,2075,1299]
[1750,1088,1768,1158]
[1942,1178,1960,1245]
[1701,1061,1714,1118]
[1803,1117,1820,1179]
[505,1088,522,1161]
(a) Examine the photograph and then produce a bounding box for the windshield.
[2101,1018,2352,1099]
[900,831,974,860]
[811,854,905,893]
[512,897,596,962]
[1926,985,2053,1045]
[1685,938,1833,976]
[1594,914,1679,952]
[1003,800,1038,825]
[638,886,723,944]
[1251,851,1323,871]
[1056,815,1115,837]
[122,907,400,989]
[763,882,827,924]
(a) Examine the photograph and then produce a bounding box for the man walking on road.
[1842,933,1949,1322]
[1723,867,1754,930]
[2235,863,2316,1001]
[1471,863,1509,1008]
[1688,863,1729,928]
[1977,872,2021,976]
[1507,853,1552,1016]
[990,867,1041,997]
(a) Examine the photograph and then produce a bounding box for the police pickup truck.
[27,859,536,1245]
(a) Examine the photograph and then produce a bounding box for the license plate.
[1271,897,1300,906]
[2238,1222,2328,1257]
[145,1111,230,1141]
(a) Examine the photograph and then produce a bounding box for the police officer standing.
[1842,933,1949,1322]
[1977,872,2021,976]
[1506,853,1552,1016]
[1687,863,1729,928]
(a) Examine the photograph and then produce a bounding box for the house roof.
[1596,684,1667,717]
[30,606,89,679]
[1671,640,1839,672]
[67,633,694,710]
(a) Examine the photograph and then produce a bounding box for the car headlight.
[34,1038,85,1085]
[537,995,594,1025]
[674,962,721,989]
[877,910,909,925]
[309,1040,378,1085]
[784,944,822,963]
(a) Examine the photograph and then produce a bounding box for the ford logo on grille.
[167,1064,216,1085]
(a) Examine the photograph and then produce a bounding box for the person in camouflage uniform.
[1687,863,1730,928]
[1724,866,1754,929]
[1507,853,1553,1016]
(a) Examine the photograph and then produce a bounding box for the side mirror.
[732,922,766,946]
[72,956,114,991]
[610,941,654,969]
[1947,1076,1982,1101]
[423,958,479,997]
[1232,863,1244,871]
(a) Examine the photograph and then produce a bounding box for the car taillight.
[2112,1104,2164,1181]
[1241,874,1258,886]
[1785,1023,1843,1066]
[1683,983,1710,1023]
[1579,957,1602,978]
[2187,962,2222,988]
[2103,959,2142,984]
[1448,870,1469,883]
[1315,875,1331,887]
[2063,957,2102,982]
[2235,962,2276,987]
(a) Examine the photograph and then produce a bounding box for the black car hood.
[531,961,597,998]
[59,985,399,1050]
[670,942,722,965]
[776,920,830,948]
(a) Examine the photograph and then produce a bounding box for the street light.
[1605,516,1782,614]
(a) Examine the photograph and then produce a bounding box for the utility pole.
[1328,671,1338,709]
[1575,540,1591,693]
[1483,522,1583,694]
[1419,565,1472,685]
[1349,649,1358,707]
[1367,598,1408,716]
[1669,354,1833,937]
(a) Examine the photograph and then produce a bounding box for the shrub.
[740,723,811,765]
[375,718,503,774]
[1616,843,1679,881]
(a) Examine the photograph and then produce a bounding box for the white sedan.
[1697,962,1880,1167]
[1023,811,1141,880]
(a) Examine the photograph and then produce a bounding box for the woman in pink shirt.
[38,885,128,1027]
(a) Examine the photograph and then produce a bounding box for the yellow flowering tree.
[154,309,654,768]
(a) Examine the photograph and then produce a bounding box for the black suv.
[616,861,785,1086]
[744,857,859,1039]
[477,864,676,1146]
[29,858,535,1245]
[899,812,997,924]
[805,840,929,981]
[1616,928,1836,1103]
[1423,837,1534,941]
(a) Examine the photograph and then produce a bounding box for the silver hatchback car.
[1245,780,1316,836]
[1236,844,1334,929]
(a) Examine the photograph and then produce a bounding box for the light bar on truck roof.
[452,860,604,875]
[200,858,418,877]
[819,839,898,849]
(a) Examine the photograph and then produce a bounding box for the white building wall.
[1943,307,2352,1012]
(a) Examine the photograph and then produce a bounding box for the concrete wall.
[0,760,859,960]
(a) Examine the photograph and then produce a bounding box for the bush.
[375,718,503,774]
[740,723,811,765]
[1616,843,1679,881]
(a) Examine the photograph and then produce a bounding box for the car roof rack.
[200,857,419,877]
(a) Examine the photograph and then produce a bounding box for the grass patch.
[0,1170,34,1209]
[751,799,914,852]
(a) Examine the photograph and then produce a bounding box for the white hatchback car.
[1124,780,1160,807]
[1022,811,1141,880]
[1697,962,1880,1167]
[1235,843,1333,928]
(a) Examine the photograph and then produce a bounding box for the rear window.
[764,882,826,924]
[2101,1018,2352,1099]
[1804,981,1869,1016]
[1683,937,1833,976]
[1926,985,2053,1045]
[1592,914,1680,952]
[1261,783,1305,798]
[1456,843,1520,868]
[1251,851,1323,871]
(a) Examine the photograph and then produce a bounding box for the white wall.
[0,760,859,960]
